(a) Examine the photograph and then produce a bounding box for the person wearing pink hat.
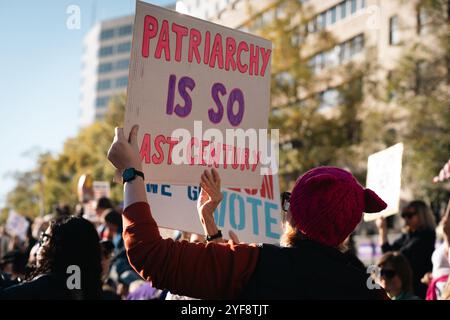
[106,125,389,299]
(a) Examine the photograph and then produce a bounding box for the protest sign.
[124,1,273,188]
[364,143,404,221]
[93,181,111,200]
[146,172,281,244]
[5,210,30,241]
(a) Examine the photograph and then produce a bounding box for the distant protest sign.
[124,1,273,188]
[364,143,404,221]
[93,181,111,200]
[5,210,29,241]
[146,172,281,244]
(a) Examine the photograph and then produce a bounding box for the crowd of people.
[0,125,449,300]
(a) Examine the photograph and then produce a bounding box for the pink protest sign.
[124,1,272,188]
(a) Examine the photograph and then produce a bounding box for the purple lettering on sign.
[166,74,177,115]
[174,76,195,117]
[227,88,245,126]
[209,83,226,124]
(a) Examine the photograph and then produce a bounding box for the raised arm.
[107,125,259,299]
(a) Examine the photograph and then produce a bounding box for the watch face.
[123,168,134,181]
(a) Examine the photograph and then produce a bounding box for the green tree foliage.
[256,0,391,189]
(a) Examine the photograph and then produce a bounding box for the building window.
[100,29,114,40]
[96,96,110,107]
[389,16,399,45]
[99,46,114,57]
[118,25,133,36]
[330,6,337,24]
[351,0,357,14]
[117,42,132,53]
[97,79,111,91]
[359,0,366,9]
[307,20,316,33]
[417,6,428,34]
[351,34,364,56]
[116,76,128,88]
[339,40,351,63]
[309,34,364,73]
[339,1,347,20]
[98,63,113,74]
[116,59,130,70]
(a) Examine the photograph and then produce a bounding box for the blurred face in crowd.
[379,263,402,298]
[401,208,421,232]
[100,250,112,281]
[105,222,118,237]
[36,226,52,268]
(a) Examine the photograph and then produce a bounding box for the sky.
[0,0,175,207]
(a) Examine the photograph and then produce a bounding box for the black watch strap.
[206,230,222,242]
[122,168,145,184]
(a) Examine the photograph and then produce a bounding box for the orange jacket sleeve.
[122,202,260,299]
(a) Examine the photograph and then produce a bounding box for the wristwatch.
[122,168,145,184]
[206,230,222,242]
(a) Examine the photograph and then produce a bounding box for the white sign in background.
[364,143,404,221]
[5,210,30,241]
[93,181,111,201]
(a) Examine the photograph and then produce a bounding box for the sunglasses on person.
[38,232,52,246]
[281,192,291,212]
[380,268,397,279]
[401,210,417,220]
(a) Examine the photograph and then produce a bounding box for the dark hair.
[0,250,27,275]
[402,200,436,230]
[378,251,413,293]
[96,197,113,210]
[104,210,122,229]
[32,216,102,299]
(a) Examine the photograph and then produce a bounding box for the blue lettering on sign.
[215,191,227,227]
[161,185,172,196]
[265,202,280,239]
[216,191,281,240]
[146,184,172,197]
[146,184,158,193]
[187,186,200,201]
[246,197,262,236]
[229,193,245,230]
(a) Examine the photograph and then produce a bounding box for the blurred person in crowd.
[22,218,37,259]
[99,240,121,300]
[106,125,389,299]
[0,225,11,262]
[442,276,450,300]
[55,204,72,218]
[0,250,27,288]
[377,251,420,300]
[422,201,450,299]
[0,216,103,299]
[376,200,436,298]
[104,209,141,298]
[27,214,53,271]
[96,197,114,240]
[116,270,141,299]
[103,210,124,251]
[126,279,165,300]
